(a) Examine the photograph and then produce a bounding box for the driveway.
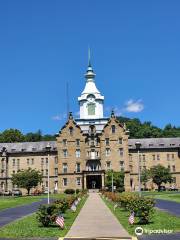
[155,199,180,216]
[0,198,51,227]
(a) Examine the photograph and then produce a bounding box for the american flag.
[55,215,64,228]
[128,212,135,225]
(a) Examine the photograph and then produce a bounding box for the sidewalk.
[66,192,131,239]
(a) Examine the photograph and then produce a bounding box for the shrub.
[36,204,58,227]
[64,189,75,194]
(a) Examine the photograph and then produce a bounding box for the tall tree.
[12,168,42,195]
[141,169,151,189]
[150,165,172,191]
[105,170,124,192]
[0,129,24,143]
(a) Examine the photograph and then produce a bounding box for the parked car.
[12,189,22,196]
[155,186,166,191]
[3,190,12,196]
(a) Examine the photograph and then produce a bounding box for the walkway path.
[66,192,131,239]
[0,198,50,227]
[155,199,180,216]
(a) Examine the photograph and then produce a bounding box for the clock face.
[87,94,95,102]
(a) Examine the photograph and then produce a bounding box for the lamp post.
[46,143,51,204]
[111,170,114,193]
[1,147,8,192]
[135,141,142,197]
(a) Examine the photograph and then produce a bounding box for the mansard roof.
[129,138,180,150]
[0,137,180,154]
[0,141,57,154]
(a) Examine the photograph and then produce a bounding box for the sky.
[0,0,180,134]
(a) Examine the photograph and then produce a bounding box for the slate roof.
[0,138,180,154]
[129,138,180,149]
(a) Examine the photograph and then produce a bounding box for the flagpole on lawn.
[46,143,51,204]
[135,141,142,197]
[112,170,114,193]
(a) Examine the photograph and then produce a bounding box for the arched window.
[111,125,116,133]
[69,127,74,135]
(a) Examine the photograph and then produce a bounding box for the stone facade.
[0,61,180,193]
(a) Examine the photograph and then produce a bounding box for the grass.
[0,193,67,211]
[142,191,180,203]
[0,195,88,238]
[102,196,180,236]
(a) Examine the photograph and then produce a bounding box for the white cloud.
[51,113,67,121]
[124,99,144,113]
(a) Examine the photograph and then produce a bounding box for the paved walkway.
[155,199,180,216]
[0,199,50,227]
[66,193,131,239]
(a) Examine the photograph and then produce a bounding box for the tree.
[0,129,25,143]
[150,165,172,191]
[105,170,124,192]
[12,168,42,195]
[141,169,151,190]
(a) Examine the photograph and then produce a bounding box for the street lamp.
[135,141,142,197]
[1,147,8,192]
[111,170,114,193]
[46,143,51,204]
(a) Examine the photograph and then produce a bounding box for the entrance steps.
[88,189,99,193]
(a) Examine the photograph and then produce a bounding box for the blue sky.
[0,0,180,134]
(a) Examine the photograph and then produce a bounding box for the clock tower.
[78,60,104,119]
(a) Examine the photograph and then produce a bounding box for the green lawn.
[102,196,180,236]
[0,195,87,238]
[0,193,66,211]
[142,191,180,203]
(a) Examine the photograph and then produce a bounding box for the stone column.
[83,174,87,189]
[101,173,105,188]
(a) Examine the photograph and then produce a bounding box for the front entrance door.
[86,175,102,189]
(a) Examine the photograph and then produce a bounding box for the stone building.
[0,61,180,193]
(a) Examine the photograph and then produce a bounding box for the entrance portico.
[83,170,105,190]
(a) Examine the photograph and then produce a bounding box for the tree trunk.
[27,188,30,195]
[158,185,161,192]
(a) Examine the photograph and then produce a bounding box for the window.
[172,165,176,172]
[111,125,116,133]
[46,169,48,175]
[63,139,67,146]
[63,149,68,157]
[105,138,109,146]
[168,165,170,170]
[27,158,29,165]
[157,154,160,160]
[76,149,81,158]
[54,168,58,176]
[120,161,124,171]
[88,103,95,115]
[167,154,170,161]
[119,148,123,157]
[46,181,48,187]
[172,154,175,160]
[105,148,111,157]
[41,158,44,165]
[152,155,155,160]
[41,169,44,175]
[46,158,48,164]
[76,163,81,173]
[143,155,145,161]
[76,177,81,186]
[118,138,122,144]
[54,156,58,164]
[76,139,80,146]
[63,178,67,186]
[17,159,20,169]
[106,161,111,170]
[12,170,15,174]
[63,163,68,173]
[69,127,74,135]
[31,158,34,165]
[96,151,99,157]
[13,159,15,167]
[129,154,132,162]
[129,165,133,172]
